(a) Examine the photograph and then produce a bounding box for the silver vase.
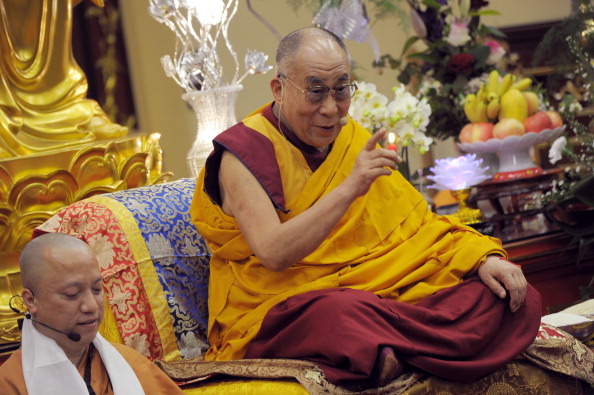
[182,84,243,177]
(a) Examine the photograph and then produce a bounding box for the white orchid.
[350,82,433,154]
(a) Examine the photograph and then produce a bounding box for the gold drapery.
[0,0,126,158]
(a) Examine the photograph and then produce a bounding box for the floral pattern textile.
[36,178,211,362]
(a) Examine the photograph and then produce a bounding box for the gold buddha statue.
[0,0,127,158]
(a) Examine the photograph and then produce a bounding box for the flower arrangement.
[373,0,508,141]
[349,81,433,154]
[540,0,594,207]
[148,0,272,92]
[536,1,594,272]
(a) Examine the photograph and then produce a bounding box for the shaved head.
[19,232,104,357]
[276,27,349,74]
[20,233,93,291]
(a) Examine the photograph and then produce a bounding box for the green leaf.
[408,52,440,63]
[572,174,594,207]
[398,70,411,85]
[470,10,501,17]
[401,36,422,57]
[422,0,445,9]
[468,45,491,63]
[484,25,506,38]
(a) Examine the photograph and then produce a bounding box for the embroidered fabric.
[36,179,211,362]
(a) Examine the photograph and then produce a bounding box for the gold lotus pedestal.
[450,188,484,225]
[0,133,172,252]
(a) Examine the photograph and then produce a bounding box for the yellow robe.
[191,104,506,361]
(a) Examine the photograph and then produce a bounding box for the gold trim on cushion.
[92,195,181,362]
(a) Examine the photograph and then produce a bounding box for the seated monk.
[190,27,542,389]
[0,233,184,394]
[0,0,126,158]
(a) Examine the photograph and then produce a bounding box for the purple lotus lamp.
[427,154,491,224]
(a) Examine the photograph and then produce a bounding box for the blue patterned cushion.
[105,178,211,358]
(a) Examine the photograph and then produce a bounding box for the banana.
[499,88,528,121]
[463,94,478,123]
[487,70,500,95]
[487,97,500,120]
[510,77,532,91]
[476,86,487,103]
[496,73,515,97]
[475,99,488,122]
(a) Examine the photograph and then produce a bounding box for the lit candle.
[386,132,397,151]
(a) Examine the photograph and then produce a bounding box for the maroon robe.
[245,276,541,387]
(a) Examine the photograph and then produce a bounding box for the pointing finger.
[364,129,386,152]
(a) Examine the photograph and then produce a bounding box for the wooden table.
[461,170,594,314]
[468,168,564,240]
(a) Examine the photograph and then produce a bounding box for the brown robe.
[0,342,183,394]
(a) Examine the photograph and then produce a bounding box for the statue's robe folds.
[191,103,511,362]
[0,0,125,158]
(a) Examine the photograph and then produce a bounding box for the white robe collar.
[21,318,144,395]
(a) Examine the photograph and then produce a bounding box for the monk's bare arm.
[219,130,399,271]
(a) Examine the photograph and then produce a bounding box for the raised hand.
[344,129,402,197]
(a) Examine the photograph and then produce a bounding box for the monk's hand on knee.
[478,256,527,313]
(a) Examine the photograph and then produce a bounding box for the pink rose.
[484,40,506,65]
[445,22,471,47]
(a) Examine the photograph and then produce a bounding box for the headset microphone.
[339,116,348,126]
[26,313,81,342]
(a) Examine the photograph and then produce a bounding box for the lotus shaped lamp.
[427,154,491,224]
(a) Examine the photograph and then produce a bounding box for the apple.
[523,91,540,115]
[545,110,564,129]
[523,111,553,133]
[493,118,525,139]
[459,122,494,143]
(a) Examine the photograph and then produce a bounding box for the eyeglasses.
[278,73,358,104]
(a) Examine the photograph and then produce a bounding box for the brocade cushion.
[35,178,211,362]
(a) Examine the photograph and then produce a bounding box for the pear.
[499,88,528,122]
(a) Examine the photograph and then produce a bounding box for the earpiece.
[339,116,349,126]
[9,294,25,315]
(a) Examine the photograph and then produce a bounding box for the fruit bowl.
[457,126,565,181]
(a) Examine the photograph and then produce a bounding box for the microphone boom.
[27,315,81,342]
